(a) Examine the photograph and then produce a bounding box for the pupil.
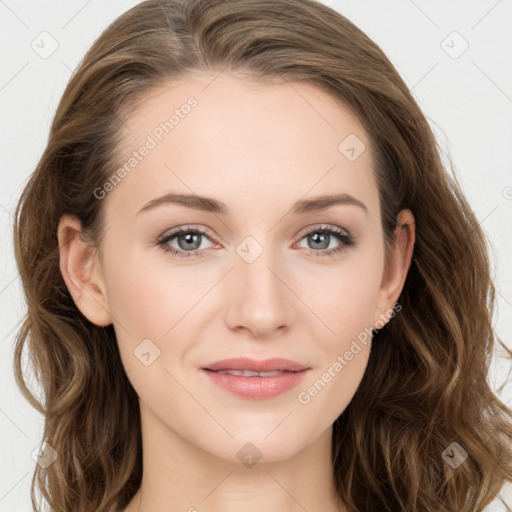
[180,233,200,250]
[310,232,329,249]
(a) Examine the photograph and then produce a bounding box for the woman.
[13,0,512,511]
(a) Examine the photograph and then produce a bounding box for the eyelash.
[156,224,357,259]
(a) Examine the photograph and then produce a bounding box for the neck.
[123,402,347,512]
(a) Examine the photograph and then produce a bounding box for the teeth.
[215,369,284,377]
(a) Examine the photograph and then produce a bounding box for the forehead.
[104,71,379,222]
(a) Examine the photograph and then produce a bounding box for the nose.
[224,247,295,338]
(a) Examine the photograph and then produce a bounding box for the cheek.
[103,248,203,336]
[102,250,215,382]
[104,234,384,358]
[102,254,199,396]
[296,271,377,421]
[304,248,384,343]
[297,247,382,407]
[326,276,380,342]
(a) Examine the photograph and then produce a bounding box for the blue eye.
[157,226,213,258]
[157,224,357,258]
[296,225,357,257]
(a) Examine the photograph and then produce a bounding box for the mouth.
[200,358,310,399]
[204,369,300,377]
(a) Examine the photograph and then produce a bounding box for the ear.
[57,214,112,326]
[374,209,415,327]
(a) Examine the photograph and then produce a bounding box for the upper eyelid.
[300,224,350,236]
[159,225,217,243]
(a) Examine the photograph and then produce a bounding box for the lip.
[201,358,310,400]
[202,357,309,372]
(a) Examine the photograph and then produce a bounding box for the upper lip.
[202,357,309,372]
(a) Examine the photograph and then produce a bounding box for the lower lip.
[201,369,309,399]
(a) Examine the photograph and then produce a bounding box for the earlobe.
[57,214,112,327]
[374,209,416,326]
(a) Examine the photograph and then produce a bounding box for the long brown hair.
[13,0,512,510]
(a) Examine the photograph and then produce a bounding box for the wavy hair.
[13,0,512,510]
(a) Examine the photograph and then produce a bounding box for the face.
[62,71,412,464]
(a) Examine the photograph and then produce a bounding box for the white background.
[0,0,511,510]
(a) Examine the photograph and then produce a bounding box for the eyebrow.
[136,192,368,216]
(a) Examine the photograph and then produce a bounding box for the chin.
[198,424,319,466]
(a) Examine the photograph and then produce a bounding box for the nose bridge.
[225,236,293,335]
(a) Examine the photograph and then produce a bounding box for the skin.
[58,71,415,512]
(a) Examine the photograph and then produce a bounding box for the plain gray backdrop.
[0,1,511,510]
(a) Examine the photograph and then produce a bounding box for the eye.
[157,226,215,258]
[295,224,357,257]
[156,224,357,259]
